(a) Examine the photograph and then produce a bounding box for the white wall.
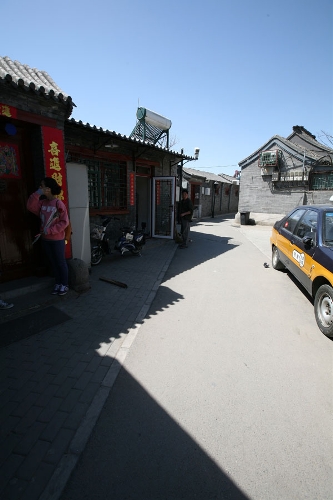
[66,163,91,266]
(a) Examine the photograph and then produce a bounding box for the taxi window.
[283,209,305,233]
[295,210,318,239]
[324,212,333,245]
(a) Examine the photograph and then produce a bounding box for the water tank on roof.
[136,107,172,130]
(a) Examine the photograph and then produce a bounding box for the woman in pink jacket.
[27,177,69,296]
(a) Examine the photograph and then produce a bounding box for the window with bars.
[310,173,333,190]
[70,156,127,210]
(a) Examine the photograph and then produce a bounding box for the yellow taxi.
[270,205,333,337]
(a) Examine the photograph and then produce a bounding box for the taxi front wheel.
[314,284,333,338]
[272,246,285,270]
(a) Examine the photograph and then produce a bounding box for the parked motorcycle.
[114,226,145,257]
[90,216,146,266]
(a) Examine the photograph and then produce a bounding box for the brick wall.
[190,181,239,218]
[239,159,333,215]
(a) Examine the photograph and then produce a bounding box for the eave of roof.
[66,118,194,160]
[183,167,230,182]
[219,173,238,184]
[239,133,333,168]
[287,129,333,154]
[0,56,74,110]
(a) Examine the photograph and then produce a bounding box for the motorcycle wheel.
[131,248,141,255]
[91,247,103,265]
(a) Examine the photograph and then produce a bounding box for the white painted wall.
[66,163,91,266]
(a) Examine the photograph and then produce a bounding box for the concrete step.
[1,275,54,300]
[0,277,77,325]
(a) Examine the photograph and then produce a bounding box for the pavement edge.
[39,243,178,500]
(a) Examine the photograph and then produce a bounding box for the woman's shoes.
[51,284,61,295]
[58,285,69,296]
[51,284,69,296]
[0,300,14,309]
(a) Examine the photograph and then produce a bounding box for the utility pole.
[178,149,184,224]
[212,182,218,218]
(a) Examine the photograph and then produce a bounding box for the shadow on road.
[61,359,249,500]
[1,220,249,499]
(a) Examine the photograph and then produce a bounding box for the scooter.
[114,226,145,256]
[90,217,146,266]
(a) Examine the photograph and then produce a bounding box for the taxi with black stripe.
[270,205,333,337]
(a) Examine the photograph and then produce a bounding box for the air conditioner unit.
[258,149,282,168]
[261,167,274,176]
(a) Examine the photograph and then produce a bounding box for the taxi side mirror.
[303,233,315,247]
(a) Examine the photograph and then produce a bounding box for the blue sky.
[2,0,332,176]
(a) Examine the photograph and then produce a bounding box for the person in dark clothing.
[179,189,193,248]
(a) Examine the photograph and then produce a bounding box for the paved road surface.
[61,219,333,500]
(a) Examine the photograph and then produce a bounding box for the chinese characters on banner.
[42,126,72,258]
[0,103,17,119]
[156,180,161,205]
[130,173,135,206]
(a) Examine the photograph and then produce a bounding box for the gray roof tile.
[183,167,233,183]
[239,127,333,167]
[0,55,73,105]
[66,118,194,159]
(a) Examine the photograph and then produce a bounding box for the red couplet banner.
[42,126,72,258]
[156,180,160,205]
[130,172,135,206]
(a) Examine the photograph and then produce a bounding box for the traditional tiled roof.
[66,118,194,160]
[0,56,74,109]
[219,173,239,184]
[288,125,316,139]
[239,126,333,168]
[183,167,232,183]
[287,125,333,155]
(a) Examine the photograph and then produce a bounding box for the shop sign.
[0,103,17,118]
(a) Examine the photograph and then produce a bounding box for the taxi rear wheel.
[314,284,333,338]
[272,246,285,270]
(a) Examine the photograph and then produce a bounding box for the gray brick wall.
[190,182,239,218]
[239,159,333,215]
